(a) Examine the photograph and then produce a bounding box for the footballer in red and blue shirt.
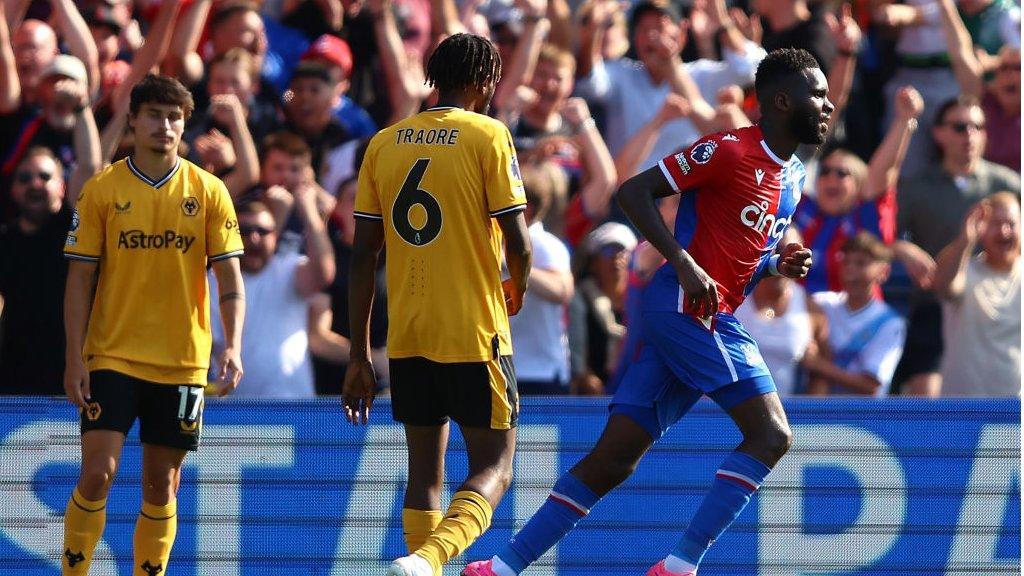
[462,49,828,576]
[609,124,812,430]
[647,124,807,317]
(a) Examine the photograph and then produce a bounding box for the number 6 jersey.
[354,107,526,363]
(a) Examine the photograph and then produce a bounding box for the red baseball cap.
[301,35,353,80]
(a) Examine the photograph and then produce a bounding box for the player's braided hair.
[425,33,502,94]
[754,48,820,105]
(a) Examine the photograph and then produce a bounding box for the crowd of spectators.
[0,0,1019,399]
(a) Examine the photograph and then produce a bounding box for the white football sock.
[490,555,518,576]
[663,554,698,575]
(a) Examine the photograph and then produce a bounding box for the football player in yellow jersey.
[343,33,533,576]
[60,75,246,576]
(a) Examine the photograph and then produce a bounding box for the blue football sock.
[673,451,771,567]
[497,472,600,574]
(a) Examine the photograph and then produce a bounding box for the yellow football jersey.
[355,107,526,363]
[64,157,244,384]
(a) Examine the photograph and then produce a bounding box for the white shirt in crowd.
[940,257,1021,397]
[575,41,766,169]
[812,292,906,397]
[895,0,949,56]
[509,221,572,385]
[734,283,813,396]
[211,251,315,398]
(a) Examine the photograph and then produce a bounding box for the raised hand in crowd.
[575,0,626,77]
[491,0,551,112]
[562,96,618,220]
[894,84,925,120]
[56,77,101,204]
[712,84,751,131]
[497,85,539,125]
[264,184,296,236]
[936,0,984,100]
[209,93,243,127]
[931,198,996,301]
[871,0,924,29]
[614,92,691,184]
[300,165,336,219]
[294,178,333,223]
[690,0,746,59]
[866,85,923,202]
[207,93,260,196]
[49,0,101,97]
[729,6,762,45]
[194,129,237,174]
[458,0,488,33]
[873,86,935,289]
[689,0,715,58]
[121,17,144,54]
[0,1,18,114]
[821,3,861,134]
[717,84,744,106]
[963,200,989,247]
[560,96,594,131]
[371,0,432,124]
[825,3,862,57]
[51,77,87,112]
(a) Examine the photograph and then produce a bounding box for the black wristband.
[837,49,858,58]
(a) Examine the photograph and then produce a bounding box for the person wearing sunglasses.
[892,96,1020,397]
[209,189,334,399]
[794,86,934,296]
[0,48,100,395]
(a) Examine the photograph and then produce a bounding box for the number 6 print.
[393,158,443,246]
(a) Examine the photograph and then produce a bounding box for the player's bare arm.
[616,166,719,318]
[495,210,533,316]
[63,259,99,408]
[212,257,245,396]
[343,217,385,425]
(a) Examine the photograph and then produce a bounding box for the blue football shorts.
[610,311,776,440]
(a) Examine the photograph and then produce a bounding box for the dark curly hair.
[426,33,502,94]
[754,48,821,107]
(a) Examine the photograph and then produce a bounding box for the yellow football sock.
[404,508,444,575]
[133,500,177,576]
[403,508,443,552]
[63,488,107,575]
[414,490,493,572]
